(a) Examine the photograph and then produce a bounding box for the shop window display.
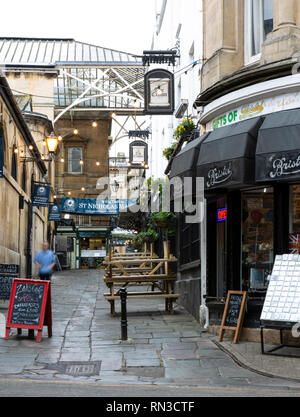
[242,188,274,292]
[289,185,300,254]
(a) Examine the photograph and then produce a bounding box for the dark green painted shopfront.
[170,109,300,327]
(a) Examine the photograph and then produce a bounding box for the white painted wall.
[149,0,204,179]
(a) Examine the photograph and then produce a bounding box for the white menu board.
[261,254,300,323]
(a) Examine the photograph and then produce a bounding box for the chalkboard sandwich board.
[0,276,15,301]
[0,264,20,301]
[219,291,247,344]
[5,279,52,343]
[0,264,19,275]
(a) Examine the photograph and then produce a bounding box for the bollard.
[119,288,128,341]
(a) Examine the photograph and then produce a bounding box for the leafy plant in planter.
[151,212,176,229]
[132,235,143,250]
[174,117,196,140]
[141,229,159,243]
[80,258,89,269]
[95,258,104,269]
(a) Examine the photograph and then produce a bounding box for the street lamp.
[45,132,59,154]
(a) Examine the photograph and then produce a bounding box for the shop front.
[197,108,300,330]
[78,230,108,269]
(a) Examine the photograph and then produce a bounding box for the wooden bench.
[104,242,178,315]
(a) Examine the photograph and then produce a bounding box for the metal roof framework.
[0,38,145,123]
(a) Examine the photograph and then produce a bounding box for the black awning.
[256,109,300,182]
[197,117,264,190]
[169,133,210,179]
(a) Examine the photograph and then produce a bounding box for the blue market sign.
[61,198,138,215]
[0,135,3,178]
[48,204,62,222]
[32,184,50,207]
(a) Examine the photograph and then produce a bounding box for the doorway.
[216,197,227,298]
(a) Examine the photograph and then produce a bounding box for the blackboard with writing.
[0,264,19,275]
[225,294,244,327]
[5,279,52,343]
[0,276,15,300]
[10,282,45,326]
[219,291,247,344]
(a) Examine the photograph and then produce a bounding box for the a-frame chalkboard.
[219,291,247,344]
[5,279,52,343]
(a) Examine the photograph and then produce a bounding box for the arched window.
[11,146,17,181]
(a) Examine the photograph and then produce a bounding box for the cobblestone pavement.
[0,270,299,393]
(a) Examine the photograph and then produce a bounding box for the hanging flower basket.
[163,142,178,161]
[174,118,196,140]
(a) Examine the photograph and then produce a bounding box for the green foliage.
[174,117,196,139]
[132,229,159,247]
[163,142,178,161]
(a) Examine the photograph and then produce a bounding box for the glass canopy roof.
[0,38,145,118]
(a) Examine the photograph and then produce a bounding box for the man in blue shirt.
[34,242,56,280]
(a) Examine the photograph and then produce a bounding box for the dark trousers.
[39,273,52,281]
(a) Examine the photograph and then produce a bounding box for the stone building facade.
[0,76,50,278]
[168,0,300,337]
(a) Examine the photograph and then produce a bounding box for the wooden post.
[163,241,172,313]
[163,241,170,274]
[150,243,154,257]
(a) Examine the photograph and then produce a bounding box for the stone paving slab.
[218,340,300,382]
[0,270,299,391]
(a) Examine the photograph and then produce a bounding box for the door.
[216,198,227,298]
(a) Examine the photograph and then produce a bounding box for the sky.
[0,0,156,55]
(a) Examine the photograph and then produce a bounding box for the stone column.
[263,0,300,63]
[274,0,296,29]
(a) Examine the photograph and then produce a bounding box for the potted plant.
[142,229,159,243]
[174,117,196,140]
[80,258,89,269]
[95,258,104,270]
[132,234,143,250]
[151,212,176,229]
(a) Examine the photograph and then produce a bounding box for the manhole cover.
[46,361,101,377]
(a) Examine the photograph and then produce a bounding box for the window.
[21,164,26,192]
[245,0,274,63]
[11,147,17,181]
[179,213,200,265]
[68,147,83,174]
[289,185,300,253]
[242,188,274,292]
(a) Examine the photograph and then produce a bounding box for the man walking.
[34,241,56,280]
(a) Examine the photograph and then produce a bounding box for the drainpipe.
[200,198,209,328]
[26,174,34,278]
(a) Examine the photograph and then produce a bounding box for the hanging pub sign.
[48,204,62,222]
[144,69,175,115]
[32,184,51,207]
[129,140,148,166]
[0,135,3,178]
